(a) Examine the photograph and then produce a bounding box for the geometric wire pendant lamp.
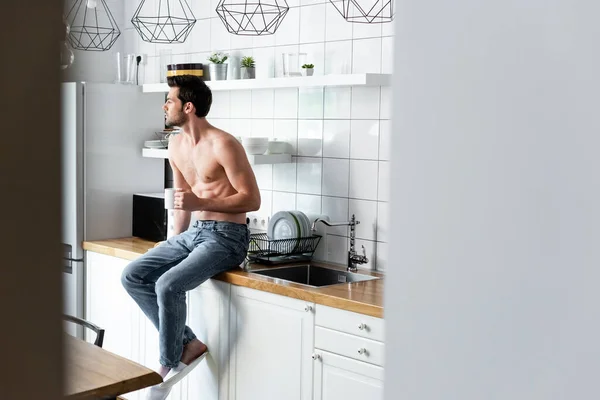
[65,0,121,51]
[329,0,394,23]
[131,0,196,43]
[215,0,289,36]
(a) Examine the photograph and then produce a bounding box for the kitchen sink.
[249,264,379,288]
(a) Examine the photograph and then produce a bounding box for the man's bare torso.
[169,127,246,225]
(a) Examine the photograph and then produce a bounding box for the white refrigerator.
[61,82,165,331]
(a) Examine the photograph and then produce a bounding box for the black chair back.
[63,315,105,347]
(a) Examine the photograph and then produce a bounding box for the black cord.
[136,55,142,85]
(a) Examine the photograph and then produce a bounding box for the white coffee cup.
[164,188,176,209]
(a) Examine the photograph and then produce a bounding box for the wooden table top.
[64,334,162,399]
[83,237,385,318]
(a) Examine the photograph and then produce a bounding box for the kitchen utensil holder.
[247,233,322,264]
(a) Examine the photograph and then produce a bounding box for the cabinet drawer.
[315,326,385,367]
[315,304,384,342]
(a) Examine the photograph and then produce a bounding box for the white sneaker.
[145,352,209,400]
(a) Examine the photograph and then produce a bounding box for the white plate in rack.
[268,211,301,241]
[290,210,311,237]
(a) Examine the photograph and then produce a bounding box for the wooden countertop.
[83,237,384,318]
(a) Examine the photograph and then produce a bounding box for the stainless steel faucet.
[311,214,368,272]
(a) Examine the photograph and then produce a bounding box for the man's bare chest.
[174,150,223,185]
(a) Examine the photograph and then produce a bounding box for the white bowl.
[298,138,322,156]
[242,137,268,146]
[244,144,268,155]
[267,140,288,154]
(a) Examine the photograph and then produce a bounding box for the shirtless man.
[121,75,260,399]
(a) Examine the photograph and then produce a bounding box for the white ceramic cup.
[164,188,176,209]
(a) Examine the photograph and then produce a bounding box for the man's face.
[163,87,187,127]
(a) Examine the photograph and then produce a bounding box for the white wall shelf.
[142,148,168,158]
[142,73,392,93]
[142,148,292,165]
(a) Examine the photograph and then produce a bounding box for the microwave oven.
[132,193,168,242]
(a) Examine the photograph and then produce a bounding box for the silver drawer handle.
[358,323,367,330]
[358,348,367,355]
[312,353,321,361]
[305,305,313,312]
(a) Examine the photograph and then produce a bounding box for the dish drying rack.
[247,233,322,265]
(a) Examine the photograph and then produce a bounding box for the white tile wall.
[327,234,349,265]
[272,191,297,213]
[298,120,323,156]
[273,119,299,154]
[351,87,381,119]
[375,242,388,271]
[324,87,352,119]
[300,5,327,44]
[376,201,389,243]
[112,0,394,270]
[322,158,349,197]
[251,119,274,138]
[296,157,322,194]
[323,120,351,158]
[325,3,353,42]
[352,38,382,73]
[324,40,352,74]
[378,161,390,201]
[230,90,252,118]
[251,90,275,118]
[349,160,378,200]
[379,119,391,161]
[350,120,379,160]
[381,36,394,74]
[298,88,324,119]
[274,89,299,118]
[273,162,297,192]
[297,194,322,215]
[254,164,273,190]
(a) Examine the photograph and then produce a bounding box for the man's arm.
[168,155,192,235]
[174,138,261,213]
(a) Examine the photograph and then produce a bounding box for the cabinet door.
[86,252,147,400]
[229,286,315,400]
[313,350,384,400]
[139,279,231,400]
[185,279,231,400]
[85,252,143,364]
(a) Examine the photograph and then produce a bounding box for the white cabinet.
[313,305,385,400]
[140,278,231,400]
[86,251,148,400]
[228,286,315,400]
[185,280,231,400]
[85,252,231,400]
[85,251,384,400]
[313,351,384,400]
[85,251,143,365]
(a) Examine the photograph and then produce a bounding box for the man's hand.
[173,188,203,211]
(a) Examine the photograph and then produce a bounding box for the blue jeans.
[121,220,249,368]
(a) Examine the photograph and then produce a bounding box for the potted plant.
[207,52,228,81]
[301,63,314,77]
[240,56,256,79]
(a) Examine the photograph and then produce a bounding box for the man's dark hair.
[167,75,212,118]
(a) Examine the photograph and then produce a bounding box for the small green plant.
[241,56,255,68]
[302,63,314,69]
[208,52,228,64]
